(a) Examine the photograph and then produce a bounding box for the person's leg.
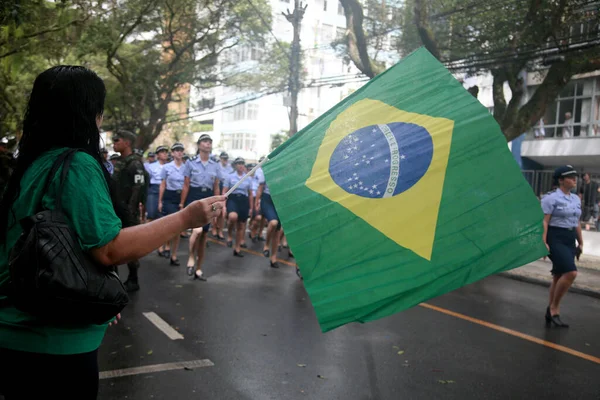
[258,217,266,240]
[235,221,246,253]
[187,228,202,268]
[195,230,209,279]
[269,220,280,266]
[550,271,578,315]
[548,274,560,309]
[125,259,141,292]
[227,212,238,247]
[170,233,181,265]
[264,218,276,253]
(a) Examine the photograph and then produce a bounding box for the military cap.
[113,130,137,144]
[155,145,168,153]
[148,152,156,157]
[233,157,245,165]
[197,134,212,143]
[171,142,185,151]
[219,151,229,159]
[553,165,578,180]
[109,153,120,161]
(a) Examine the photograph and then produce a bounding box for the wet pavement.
[98,237,600,400]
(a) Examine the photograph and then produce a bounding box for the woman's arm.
[180,177,190,208]
[576,224,584,248]
[90,196,226,266]
[158,179,166,213]
[543,214,551,252]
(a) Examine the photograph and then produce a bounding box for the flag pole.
[224,157,270,197]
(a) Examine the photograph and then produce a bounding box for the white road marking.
[143,311,184,340]
[99,359,214,379]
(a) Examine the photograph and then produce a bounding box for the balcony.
[522,136,600,169]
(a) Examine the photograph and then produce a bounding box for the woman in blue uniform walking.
[158,143,186,266]
[542,165,582,328]
[223,158,254,257]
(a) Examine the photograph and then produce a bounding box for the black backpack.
[2,149,128,324]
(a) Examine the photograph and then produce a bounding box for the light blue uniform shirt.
[256,168,270,195]
[161,161,186,191]
[183,157,221,189]
[218,162,234,180]
[146,161,165,185]
[251,168,263,196]
[541,189,582,228]
[225,171,253,197]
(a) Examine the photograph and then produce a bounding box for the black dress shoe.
[545,306,551,324]
[550,314,569,328]
[240,243,248,248]
[233,250,244,257]
[193,272,207,281]
[227,241,233,248]
[270,261,280,268]
[124,280,140,293]
[170,258,180,266]
[186,266,195,276]
[163,250,171,258]
[263,249,270,258]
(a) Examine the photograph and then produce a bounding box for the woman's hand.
[545,242,550,253]
[109,313,121,327]
[182,196,227,229]
[158,202,163,213]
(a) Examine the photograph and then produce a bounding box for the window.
[222,132,257,151]
[233,104,245,121]
[338,1,344,15]
[529,77,600,138]
[247,103,259,120]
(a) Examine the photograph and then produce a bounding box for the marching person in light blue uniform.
[255,170,283,270]
[158,143,186,267]
[223,157,254,257]
[212,151,234,239]
[181,134,221,281]
[146,145,170,256]
[542,165,582,328]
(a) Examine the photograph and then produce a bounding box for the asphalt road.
[98,236,600,400]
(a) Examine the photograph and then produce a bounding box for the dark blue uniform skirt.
[261,194,279,222]
[547,226,578,275]
[186,187,213,231]
[227,194,250,222]
[146,184,160,219]
[162,189,182,216]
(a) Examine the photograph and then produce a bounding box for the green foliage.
[270,132,288,151]
[0,0,274,149]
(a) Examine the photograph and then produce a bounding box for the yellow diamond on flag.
[305,99,454,260]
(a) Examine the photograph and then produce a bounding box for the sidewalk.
[500,257,600,299]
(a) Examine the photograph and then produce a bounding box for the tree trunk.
[339,0,385,78]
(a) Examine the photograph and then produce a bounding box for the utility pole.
[283,0,307,137]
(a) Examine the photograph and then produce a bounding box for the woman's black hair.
[0,66,125,243]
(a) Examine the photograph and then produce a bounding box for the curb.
[498,272,600,300]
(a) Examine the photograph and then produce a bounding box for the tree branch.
[413,0,441,60]
[339,0,385,78]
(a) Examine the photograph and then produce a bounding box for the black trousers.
[0,347,99,400]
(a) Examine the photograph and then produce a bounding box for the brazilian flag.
[263,48,547,332]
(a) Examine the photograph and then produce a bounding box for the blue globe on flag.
[329,123,434,199]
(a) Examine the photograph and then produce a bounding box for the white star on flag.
[377,191,381,195]
[372,185,377,189]
[369,190,374,194]
[366,160,370,164]
[401,154,406,160]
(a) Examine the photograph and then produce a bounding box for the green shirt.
[0,148,122,355]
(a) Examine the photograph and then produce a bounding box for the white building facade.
[190,0,365,162]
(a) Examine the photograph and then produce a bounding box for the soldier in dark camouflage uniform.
[112,130,146,292]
